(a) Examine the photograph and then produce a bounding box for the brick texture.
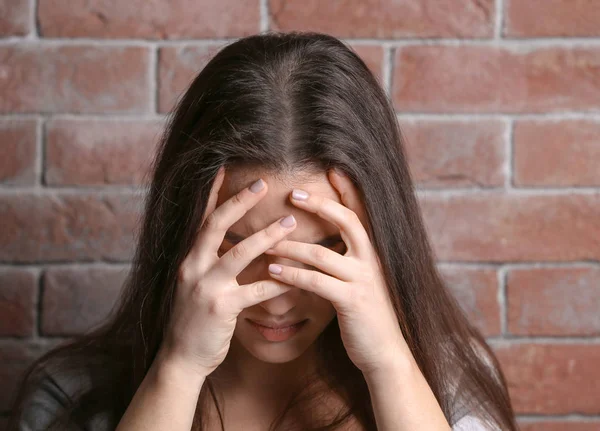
[1,1,599,427]
[0,119,38,185]
[504,0,600,37]
[0,45,151,114]
[439,266,501,337]
[519,423,600,431]
[37,0,261,39]
[393,46,600,113]
[0,194,142,262]
[419,193,600,262]
[507,267,600,336]
[0,269,37,337]
[45,118,163,185]
[0,0,30,36]
[41,267,128,335]
[494,343,600,415]
[401,119,507,188]
[269,0,495,38]
[514,120,600,187]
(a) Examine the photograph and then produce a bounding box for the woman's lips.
[248,319,308,342]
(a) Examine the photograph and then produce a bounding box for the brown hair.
[7,31,518,431]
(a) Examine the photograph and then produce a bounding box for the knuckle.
[231,242,248,260]
[206,294,228,315]
[346,210,360,225]
[177,264,194,285]
[289,269,300,285]
[253,282,268,298]
[265,223,280,239]
[232,192,244,207]
[203,211,220,231]
[312,245,328,262]
[310,271,322,288]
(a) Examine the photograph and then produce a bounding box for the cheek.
[311,295,337,321]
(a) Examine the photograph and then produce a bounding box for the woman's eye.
[219,241,346,258]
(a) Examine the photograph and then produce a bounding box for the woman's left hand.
[264,169,412,376]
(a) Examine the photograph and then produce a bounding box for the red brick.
[0,0,31,36]
[520,422,600,431]
[38,0,260,39]
[401,119,506,188]
[505,0,600,37]
[0,119,37,185]
[41,267,127,335]
[45,118,163,186]
[438,266,501,336]
[0,342,55,410]
[269,0,494,38]
[0,269,36,337]
[494,343,600,414]
[158,45,223,113]
[514,120,600,187]
[507,267,600,336]
[419,193,600,262]
[0,45,150,114]
[0,193,142,263]
[393,46,600,113]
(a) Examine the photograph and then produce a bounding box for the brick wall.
[1,0,599,429]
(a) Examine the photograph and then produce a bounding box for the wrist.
[363,352,416,384]
[152,348,208,394]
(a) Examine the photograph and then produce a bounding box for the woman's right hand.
[158,166,297,378]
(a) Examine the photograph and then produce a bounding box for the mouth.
[247,319,308,330]
[247,319,309,342]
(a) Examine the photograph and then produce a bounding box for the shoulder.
[452,414,501,431]
[442,337,505,429]
[13,365,110,431]
[14,370,81,431]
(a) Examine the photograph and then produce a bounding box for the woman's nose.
[257,255,303,315]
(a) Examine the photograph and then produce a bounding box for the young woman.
[8,31,518,431]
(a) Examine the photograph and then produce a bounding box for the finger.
[328,168,370,231]
[264,240,353,282]
[232,279,295,312]
[217,213,297,277]
[267,264,348,306]
[198,177,269,262]
[201,166,226,226]
[289,188,371,260]
[186,166,227,269]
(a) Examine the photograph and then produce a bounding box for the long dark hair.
[7,31,518,431]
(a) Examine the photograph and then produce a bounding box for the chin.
[244,344,309,364]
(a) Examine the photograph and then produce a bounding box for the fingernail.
[249,178,264,193]
[280,214,295,227]
[269,264,283,274]
[292,189,309,200]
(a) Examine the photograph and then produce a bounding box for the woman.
[7,31,518,431]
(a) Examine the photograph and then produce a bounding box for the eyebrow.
[224,231,343,247]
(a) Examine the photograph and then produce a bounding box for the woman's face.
[215,168,345,364]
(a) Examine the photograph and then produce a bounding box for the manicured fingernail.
[292,189,309,200]
[249,178,264,193]
[280,214,295,227]
[269,264,283,274]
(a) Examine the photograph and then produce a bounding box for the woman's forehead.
[217,169,342,239]
[218,169,341,204]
